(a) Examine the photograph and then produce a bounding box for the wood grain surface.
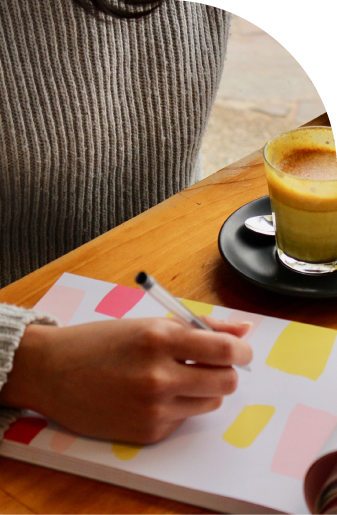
[0,112,331,514]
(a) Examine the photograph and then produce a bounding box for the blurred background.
[201,14,325,178]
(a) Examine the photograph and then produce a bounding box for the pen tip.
[135,272,147,285]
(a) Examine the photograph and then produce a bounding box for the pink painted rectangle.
[34,285,86,326]
[271,403,337,479]
[226,310,264,340]
[95,285,145,318]
[50,429,77,454]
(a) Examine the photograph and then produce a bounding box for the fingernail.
[239,321,254,328]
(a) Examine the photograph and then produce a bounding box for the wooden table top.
[0,112,332,514]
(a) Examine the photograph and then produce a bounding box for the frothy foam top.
[278,148,337,180]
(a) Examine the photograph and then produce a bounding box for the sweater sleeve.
[0,304,60,439]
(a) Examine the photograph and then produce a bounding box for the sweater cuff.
[0,304,60,437]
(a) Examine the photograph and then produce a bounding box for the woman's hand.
[0,317,252,444]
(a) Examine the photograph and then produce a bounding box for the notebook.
[1,272,337,514]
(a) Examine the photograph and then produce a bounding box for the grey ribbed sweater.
[0,0,230,288]
[0,0,230,430]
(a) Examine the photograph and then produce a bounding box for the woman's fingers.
[168,324,253,368]
[200,315,253,337]
[171,395,224,419]
[174,362,239,398]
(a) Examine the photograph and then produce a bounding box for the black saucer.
[218,196,337,298]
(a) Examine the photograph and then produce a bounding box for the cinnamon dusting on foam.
[278,148,337,180]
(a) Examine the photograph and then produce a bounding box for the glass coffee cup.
[263,126,337,274]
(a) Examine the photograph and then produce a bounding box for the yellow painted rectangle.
[166,299,214,318]
[112,443,143,460]
[223,405,275,448]
[266,322,337,380]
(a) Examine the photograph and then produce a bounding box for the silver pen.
[135,272,251,372]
